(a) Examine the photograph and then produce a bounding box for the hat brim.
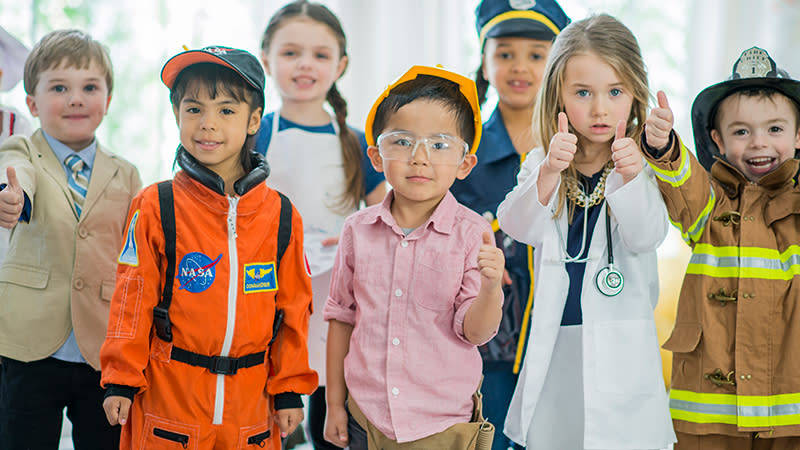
[691,77,800,171]
[161,51,260,92]
[484,19,557,43]
[0,27,30,92]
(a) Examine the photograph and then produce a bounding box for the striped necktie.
[65,154,89,217]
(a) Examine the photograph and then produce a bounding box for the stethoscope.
[556,189,624,297]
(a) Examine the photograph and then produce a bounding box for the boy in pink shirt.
[323,65,505,449]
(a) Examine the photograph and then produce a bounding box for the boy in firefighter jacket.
[100,46,317,450]
[642,47,800,449]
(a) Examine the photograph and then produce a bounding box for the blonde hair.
[23,29,113,96]
[533,14,649,218]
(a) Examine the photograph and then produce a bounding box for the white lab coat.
[497,148,676,449]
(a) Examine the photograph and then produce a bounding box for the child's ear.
[367,146,384,173]
[25,95,39,117]
[261,51,271,76]
[456,153,478,180]
[710,129,726,155]
[335,54,349,80]
[248,108,263,135]
[794,125,800,150]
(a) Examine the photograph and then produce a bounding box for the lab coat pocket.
[594,320,661,394]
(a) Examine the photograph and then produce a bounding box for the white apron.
[264,111,351,383]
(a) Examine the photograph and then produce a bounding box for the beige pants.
[347,390,494,450]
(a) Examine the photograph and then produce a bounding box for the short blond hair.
[23,29,113,95]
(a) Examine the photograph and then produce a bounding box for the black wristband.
[104,384,139,402]
[274,392,303,410]
[642,129,675,158]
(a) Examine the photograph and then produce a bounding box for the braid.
[475,63,490,106]
[327,83,365,213]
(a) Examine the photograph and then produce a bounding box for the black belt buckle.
[209,355,238,375]
[152,306,173,342]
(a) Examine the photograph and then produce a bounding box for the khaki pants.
[676,431,800,450]
[347,390,494,450]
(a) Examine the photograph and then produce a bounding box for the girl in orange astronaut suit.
[99,46,317,450]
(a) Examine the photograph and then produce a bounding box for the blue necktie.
[65,154,89,217]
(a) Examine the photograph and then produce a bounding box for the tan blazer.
[0,130,141,369]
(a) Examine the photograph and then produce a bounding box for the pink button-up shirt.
[324,191,496,442]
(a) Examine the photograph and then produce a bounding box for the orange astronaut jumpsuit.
[100,162,318,450]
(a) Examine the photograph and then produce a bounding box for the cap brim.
[484,19,557,43]
[692,77,800,171]
[0,27,30,92]
[161,51,258,91]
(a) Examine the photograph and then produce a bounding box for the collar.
[711,156,800,197]
[43,131,97,169]
[477,108,519,165]
[176,146,270,196]
[371,190,458,236]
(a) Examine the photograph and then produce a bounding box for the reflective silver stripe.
[670,398,737,416]
[690,253,800,271]
[738,403,800,417]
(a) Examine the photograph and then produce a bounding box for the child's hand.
[321,236,340,247]
[645,91,674,150]
[542,112,577,176]
[102,395,132,426]
[611,120,644,184]
[478,231,505,292]
[276,407,304,439]
[0,167,24,229]
[324,404,350,448]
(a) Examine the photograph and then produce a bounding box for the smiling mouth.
[747,156,776,168]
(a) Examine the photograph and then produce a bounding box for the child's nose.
[200,113,216,130]
[409,141,431,165]
[68,92,84,107]
[591,97,608,117]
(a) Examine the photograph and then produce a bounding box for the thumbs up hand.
[477,231,505,292]
[542,112,578,177]
[611,120,643,184]
[645,90,674,151]
[0,167,25,228]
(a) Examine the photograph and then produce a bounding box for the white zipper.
[213,195,239,425]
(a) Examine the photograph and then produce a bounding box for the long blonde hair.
[534,14,650,218]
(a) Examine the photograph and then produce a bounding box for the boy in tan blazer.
[0,29,141,449]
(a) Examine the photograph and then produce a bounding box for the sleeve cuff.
[103,384,139,402]
[641,129,675,158]
[274,392,304,410]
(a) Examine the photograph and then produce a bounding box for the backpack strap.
[153,181,176,342]
[269,192,292,347]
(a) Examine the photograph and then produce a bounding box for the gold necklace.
[564,162,614,207]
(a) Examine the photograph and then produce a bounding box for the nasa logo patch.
[244,262,278,293]
[177,252,222,293]
[118,210,140,266]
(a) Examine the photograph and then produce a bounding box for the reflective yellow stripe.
[479,10,561,47]
[513,244,534,374]
[670,389,800,427]
[648,143,692,187]
[670,185,714,244]
[687,244,800,280]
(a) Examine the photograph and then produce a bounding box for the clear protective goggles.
[376,131,469,165]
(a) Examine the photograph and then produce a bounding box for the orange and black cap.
[161,45,265,94]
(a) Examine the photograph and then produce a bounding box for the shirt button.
[392,338,400,346]
[73,278,84,290]
[401,241,408,248]
[391,387,399,396]
[394,289,402,297]
[78,228,89,238]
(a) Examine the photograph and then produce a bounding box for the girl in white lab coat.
[497,14,675,450]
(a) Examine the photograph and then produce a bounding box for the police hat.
[161,45,265,95]
[476,0,570,49]
[692,47,800,171]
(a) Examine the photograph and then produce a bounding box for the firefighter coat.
[100,151,317,449]
[645,134,800,438]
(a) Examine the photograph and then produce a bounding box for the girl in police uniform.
[449,2,569,449]
[497,14,676,450]
[258,2,386,448]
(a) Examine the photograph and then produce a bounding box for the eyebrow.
[726,117,789,128]
[182,98,240,105]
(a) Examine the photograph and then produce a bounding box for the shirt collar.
[478,108,518,164]
[372,190,458,236]
[42,131,97,170]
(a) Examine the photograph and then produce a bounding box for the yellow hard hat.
[364,65,482,154]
